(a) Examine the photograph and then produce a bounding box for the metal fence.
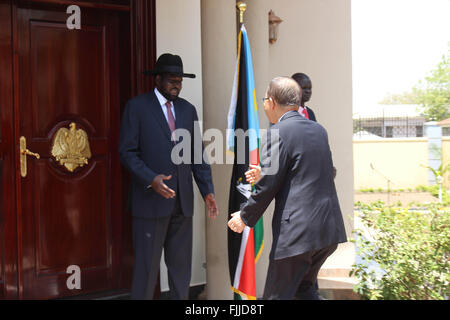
[353,116,427,138]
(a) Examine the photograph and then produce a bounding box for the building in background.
[353,104,425,139]
[354,110,450,191]
[438,118,450,136]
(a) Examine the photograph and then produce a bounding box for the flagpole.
[237,1,247,25]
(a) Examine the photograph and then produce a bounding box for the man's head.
[155,73,183,101]
[144,53,196,101]
[291,73,312,106]
[263,77,301,124]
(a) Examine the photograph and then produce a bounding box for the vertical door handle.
[20,136,40,178]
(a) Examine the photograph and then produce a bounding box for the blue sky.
[351,0,450,113]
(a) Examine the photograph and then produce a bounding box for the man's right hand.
[228,211,246,233]
[151,174,176,199]
[245,164,262,184]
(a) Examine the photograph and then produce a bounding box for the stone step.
[315,242,361,299]
[318,268,352,278]
[317,276,357,290]
[317,268,360,300]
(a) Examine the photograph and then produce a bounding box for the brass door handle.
[20,136,40,178]
[21,149,40,159]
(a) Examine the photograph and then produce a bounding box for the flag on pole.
[227,25,264,300]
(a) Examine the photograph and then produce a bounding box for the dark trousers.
[130,196,193,300]
[263,244,338,300]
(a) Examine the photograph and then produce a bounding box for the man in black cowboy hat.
[119,53,218,300]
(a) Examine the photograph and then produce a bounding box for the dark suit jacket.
[240,111,347,260]
[119,91,214,219]
[305,106,316,122]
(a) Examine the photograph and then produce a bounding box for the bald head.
[267,77,302,107]
[263,77,302,124]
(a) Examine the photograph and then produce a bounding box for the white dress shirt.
[154,88,176,121]
[298,106,307,118]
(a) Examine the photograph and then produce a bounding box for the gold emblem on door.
[51,122,91,172]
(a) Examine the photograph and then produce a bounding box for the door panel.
[30,21,108,138]
[34,160,109,274]
[17,5,121,299]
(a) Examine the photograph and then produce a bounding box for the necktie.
[165,101,177,142]
[301,107,310,120]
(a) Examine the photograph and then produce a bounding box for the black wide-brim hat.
[143,53,196,78]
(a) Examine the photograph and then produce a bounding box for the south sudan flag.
[226,25,264,300]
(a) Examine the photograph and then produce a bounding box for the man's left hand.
[204,193,219,220]
[228,211,246,233]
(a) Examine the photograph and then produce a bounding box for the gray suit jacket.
[119,91,214,219]
[240,111,347,260]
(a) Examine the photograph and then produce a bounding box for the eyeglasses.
[262,97,270,103]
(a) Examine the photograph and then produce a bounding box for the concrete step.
[318,268,352,278]
[317,275,357,290]
[317,274,360,300]
[315,242,361,299]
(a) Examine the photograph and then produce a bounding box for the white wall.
[267,0,354,236]
[201,0,237,300]
[266,0,354,296]
[155,0,206,291]
[353,138,429,189]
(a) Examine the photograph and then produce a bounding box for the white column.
[201,0,237,300]
[425,121,443,185]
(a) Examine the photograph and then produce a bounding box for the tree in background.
[380,45,450,121]
[415,47,450,121]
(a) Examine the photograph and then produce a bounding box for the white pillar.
[201,0,237,300]
[425,121,443,185]
[201,0,272,300]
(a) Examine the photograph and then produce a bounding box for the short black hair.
[291,72,310,85]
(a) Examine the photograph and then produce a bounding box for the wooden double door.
[0,0,155,299]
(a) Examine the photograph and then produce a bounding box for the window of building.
[416,126,423,137]
[385,126,393,138]
[442,127,450,136]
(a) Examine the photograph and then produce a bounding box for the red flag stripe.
[237,228,256,298]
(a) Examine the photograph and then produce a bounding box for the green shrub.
[351,202,450,300]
